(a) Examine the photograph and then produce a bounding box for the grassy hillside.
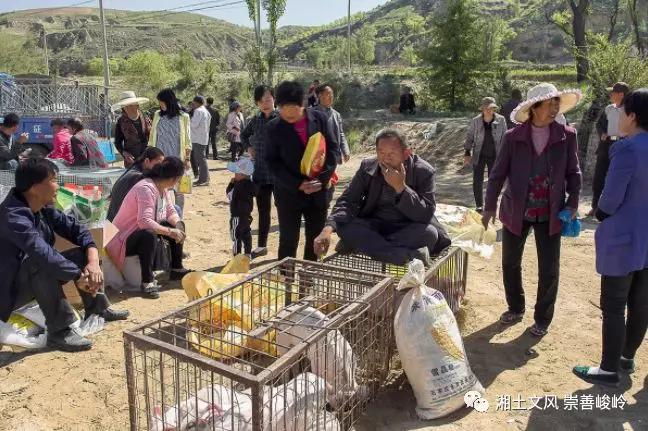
[0,0,638,77]
[0,7,254,75]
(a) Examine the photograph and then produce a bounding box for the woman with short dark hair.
[266,80,340,261]
[240,85,278,257]
[106,157,190,298]
[66,118,108,168]
[573,89,648,387]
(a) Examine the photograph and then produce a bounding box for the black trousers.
[125,223,183,283]
[205,132,218,160]
[337,218,439,266]
[502,222,561,327]
[600,268,648,371]
[592,138,614,210]
[229,139,243,161]
[12,248,110,333]
[256,184,273,248]
[473,155,496,209]
[276,200,328,261]
[230,215,253,255]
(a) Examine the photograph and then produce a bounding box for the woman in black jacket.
[265,81,340,261]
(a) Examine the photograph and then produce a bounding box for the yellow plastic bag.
[182,271,286,358]
[221,254,250,274]
[177,172,193,194]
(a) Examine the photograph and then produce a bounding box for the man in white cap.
[464,97,507,212]
[112,91,151,168]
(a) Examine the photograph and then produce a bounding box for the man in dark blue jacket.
[314,129,450,265]
[0,159,128,352]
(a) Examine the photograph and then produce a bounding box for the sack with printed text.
[394,259,484,419]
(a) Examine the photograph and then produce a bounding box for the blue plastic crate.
[98,140,117,163]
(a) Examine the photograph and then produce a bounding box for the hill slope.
[0,7,254,75]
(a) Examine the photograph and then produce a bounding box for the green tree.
[420,0,487,110]
[401,44,419,66]
[577,35,648,166]
[123,51,173,96]
[263,0,287,85]
[305,45,325,68]
[352,26,376,66]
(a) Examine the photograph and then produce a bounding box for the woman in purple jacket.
[482,83,582,337]
[573,89,648,388]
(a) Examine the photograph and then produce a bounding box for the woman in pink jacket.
[106,157,189,298]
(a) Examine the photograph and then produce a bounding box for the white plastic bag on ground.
[435,204,496,259]
[0,319,46,350]
[103,255,142,291]
[150,372,327,431]
[275,305,364,409]
[0,302,105,351]
[394,260,484,419]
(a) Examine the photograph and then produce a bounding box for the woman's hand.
[167,228,186,244]
[123,151,135,165]
[481,211,496,230]
[299,180,323,195]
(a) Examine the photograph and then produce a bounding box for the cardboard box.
[55,221,119,306]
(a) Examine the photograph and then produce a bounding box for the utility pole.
[98,0,111,136]
[42,29,50,76]
[347,0,351,73]
[256,0,262,48]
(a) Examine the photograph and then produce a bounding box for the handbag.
[300,132,338,188]
[153,236,171,271]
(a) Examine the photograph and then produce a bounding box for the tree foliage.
[420,0,495,110]
[123,50,173,96]
[352,26,377,66]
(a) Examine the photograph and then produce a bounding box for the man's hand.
[17,133,29,145]
[123,151,135,165]
[299,180,323,195]
[248,147,256,160]
[82,247,103,293]
[481,210,496,230]
[463,155,472,167]
[343,154,351,163]
[380,163,406,194]
[601,133,608,141]
[314,226,333,257]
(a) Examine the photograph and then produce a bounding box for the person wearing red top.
[266,81,340,261]
[49,118,74,165]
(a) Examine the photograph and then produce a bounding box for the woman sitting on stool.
[106,157,190,298]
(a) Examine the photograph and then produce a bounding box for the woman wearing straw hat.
[112,91,151,168]
[482,83,583,337]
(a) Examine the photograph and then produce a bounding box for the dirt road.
[0,154,646,431]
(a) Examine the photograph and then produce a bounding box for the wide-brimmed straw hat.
[511,83,582,124]
[111,91,149,111]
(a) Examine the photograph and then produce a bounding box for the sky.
[0,0,390,27]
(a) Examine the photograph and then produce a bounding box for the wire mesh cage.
[0,166,125,199]
[323,246,468,314]
[124,259,395,431]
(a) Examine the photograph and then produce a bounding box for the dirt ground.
[0,150,646,431]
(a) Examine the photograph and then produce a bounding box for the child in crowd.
[226,156,256,257]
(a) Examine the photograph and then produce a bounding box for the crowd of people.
[0,78,647,394]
